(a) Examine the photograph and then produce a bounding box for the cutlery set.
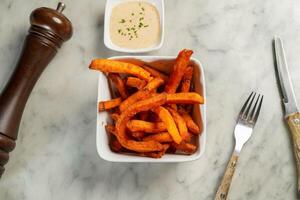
[214,37,300,199]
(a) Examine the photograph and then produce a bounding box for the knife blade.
[273,36,299,115]
[273,36,300,198]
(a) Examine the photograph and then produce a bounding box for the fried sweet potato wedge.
[89,59,153,81]
[105,124,116,135]
[110,113,120,121]
[119,90,151,112]
[130,132,145,140]
[166,92,204,104]
[166,107,191,142]
[111,140,123,152]
[108,73,128,99]
[143,77,164,91]
[142,144,170,158]
[143,132,173,143]
[98,98,122,112]
[127,120,167,133]
[152,106,182,144]
[105,125,123,152]
[126,77,147,89]
[178,108,200,135]
[142,65,169,83]
[180,66,193,92]
[165,49,193,93]
[115,93,167,152]
[119,78,164,112]
[173,142,197,154]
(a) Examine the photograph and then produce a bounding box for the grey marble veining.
[1,0,300,199]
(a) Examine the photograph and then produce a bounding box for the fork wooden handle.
[215,152,239,200]
[286,112,300,197]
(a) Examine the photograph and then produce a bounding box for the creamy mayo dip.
[109,1,160,49]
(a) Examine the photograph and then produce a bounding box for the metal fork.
[215,92,264,200]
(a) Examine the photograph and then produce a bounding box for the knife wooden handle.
[215,152,239,200]
[286,112,300,196]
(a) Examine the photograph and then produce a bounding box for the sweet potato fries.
[89,49,204,158]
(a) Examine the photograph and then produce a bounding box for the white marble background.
[1,0,300,199]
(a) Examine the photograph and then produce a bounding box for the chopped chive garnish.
[115,4,150,40]
[119,19,126,23]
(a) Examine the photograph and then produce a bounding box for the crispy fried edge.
[126,77,147,89]
[180,66,193,92]
[178,108,200,135]
[105,125,123,152]
[143,132,173,143]
[142,144,170,158]
[108,73,128,99]
[172,142,197,154]
[98,97,122,112]
[142,65,169,83]
[130,131,145,140]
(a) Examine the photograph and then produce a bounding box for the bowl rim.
[103,0,165,53]
[96,55,206,162]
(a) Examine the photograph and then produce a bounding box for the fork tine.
[249,94,261,121]
[253,95,263,123]
[244,92,256,119]
[239,92,254,118]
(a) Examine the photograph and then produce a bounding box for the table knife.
[273,36,300,197]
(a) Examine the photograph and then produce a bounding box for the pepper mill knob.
[56,2,66,13]
[29,2,73,48]
[0,2,72,178]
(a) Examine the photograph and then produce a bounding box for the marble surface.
[1,0,300,199]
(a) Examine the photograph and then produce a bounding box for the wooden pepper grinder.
[0,2,72,177]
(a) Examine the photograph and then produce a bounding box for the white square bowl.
[104,0,165,53]
[96,56,206,162]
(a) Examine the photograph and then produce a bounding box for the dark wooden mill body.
[0,2,72,177]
